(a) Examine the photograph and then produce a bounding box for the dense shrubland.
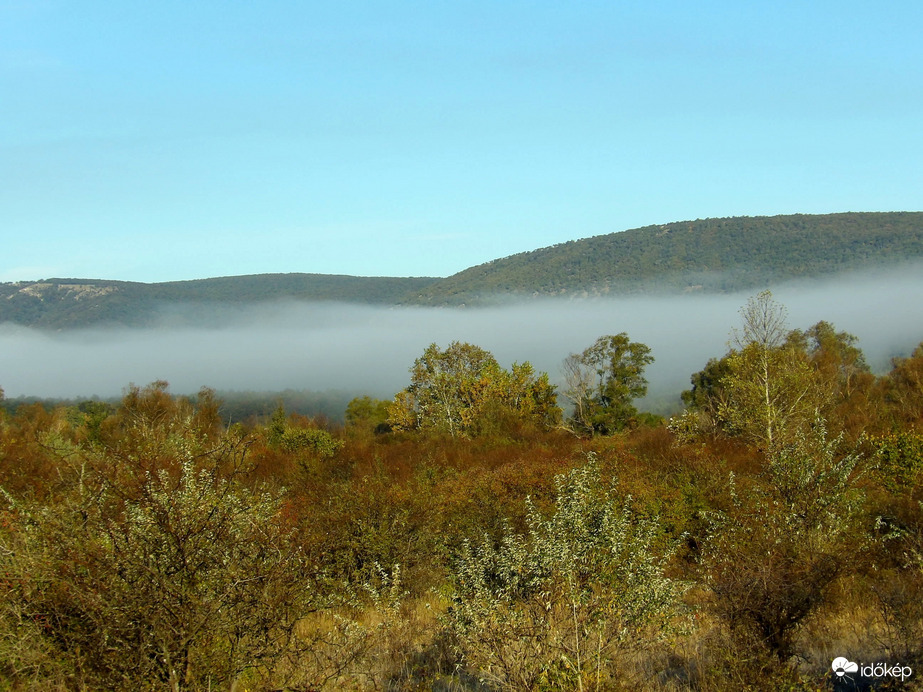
[1,294,922,690]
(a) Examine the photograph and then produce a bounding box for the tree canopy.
[563,333,654,435]
[679,292,877,448]
[387,341,560,437]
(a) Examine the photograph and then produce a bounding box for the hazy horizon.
[2,267,921,416]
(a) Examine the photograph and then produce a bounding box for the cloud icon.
[832,657,859,677]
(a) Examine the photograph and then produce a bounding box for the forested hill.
[3,212,922,328]
[407,212,923,304]
[0,274,439,329]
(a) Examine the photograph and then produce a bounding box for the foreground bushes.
[0,378,921,690]
[0,387,402,690]
[449,458,683,689]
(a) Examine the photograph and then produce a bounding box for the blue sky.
[3,1,922,283]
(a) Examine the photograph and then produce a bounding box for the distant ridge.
[2,212,921,328]
[407,212,923,304]
[0,274,439,329]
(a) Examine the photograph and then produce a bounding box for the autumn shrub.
[311,477,440,594]
[872,431,923,493]
[0,403,71,499]
[870,568,923,665]
[0,438,318,690]
[448,457,685,690]
[704,425,864,663]
[858,498,923,669]
[344,395,393,437]
[878,342,923,428]
[0,385,396,691]
[266,406,343,460]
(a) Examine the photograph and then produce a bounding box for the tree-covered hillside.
[409,212,923,304]
[0,274,439,328]
[3,212,922,328]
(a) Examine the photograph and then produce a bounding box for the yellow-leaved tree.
[388,341,560,437]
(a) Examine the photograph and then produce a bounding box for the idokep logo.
[832,656,913,682]
[832,657,858,677]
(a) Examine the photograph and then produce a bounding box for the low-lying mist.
[2,266,921,415]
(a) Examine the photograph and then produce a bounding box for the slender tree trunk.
[762,348,773,449]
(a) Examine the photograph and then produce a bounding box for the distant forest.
[0,388,359,425]
[411,211,923,304]
[0,275,439,329]
[2,212,922,328]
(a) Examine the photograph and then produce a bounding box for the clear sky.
[3,1,922,283]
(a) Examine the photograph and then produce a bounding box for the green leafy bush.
[448,457,684,690]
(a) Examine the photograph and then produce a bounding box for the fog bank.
[1,267,921,414]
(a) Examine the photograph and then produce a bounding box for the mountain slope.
[0,274,439,329]
[3,212,922,328]
[409,212,923,304]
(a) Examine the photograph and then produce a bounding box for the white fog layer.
[1,268,921,412]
